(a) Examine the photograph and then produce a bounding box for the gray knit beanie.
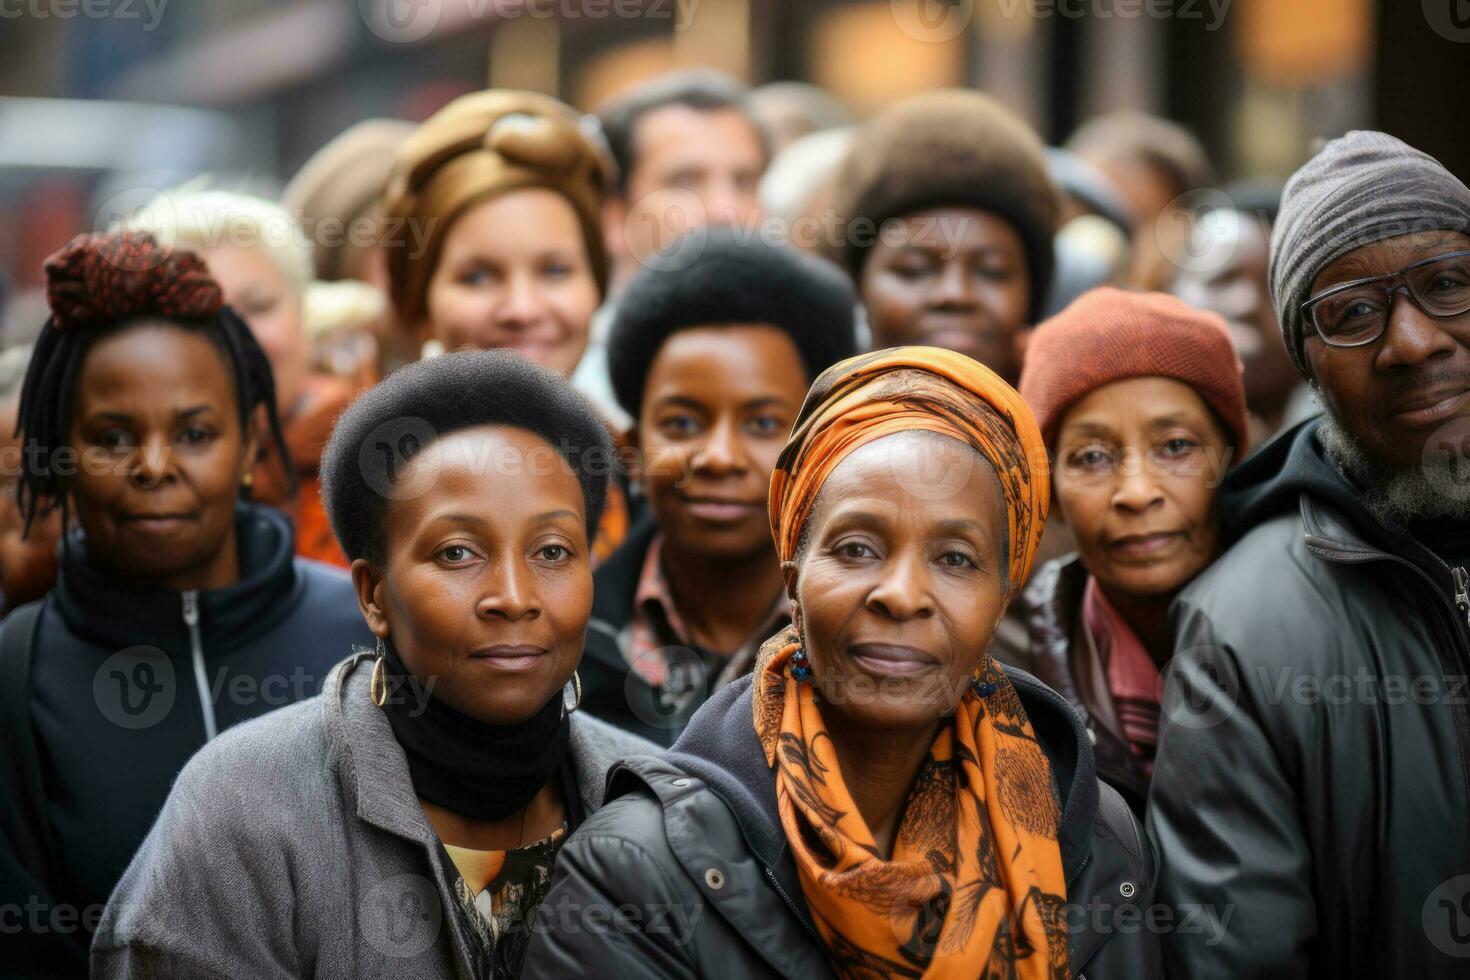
[1269,130,1470,378]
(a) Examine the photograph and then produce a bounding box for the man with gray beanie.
[1146,130,1470,978]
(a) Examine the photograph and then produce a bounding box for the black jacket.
[581,517,663,743]
[522,670,1162,979]
[1147,418,1470,978]
[999,556,1152,815]
[581,518,787,747]
[0,503,373,977]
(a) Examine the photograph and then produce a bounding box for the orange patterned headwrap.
[768,346,1050,590]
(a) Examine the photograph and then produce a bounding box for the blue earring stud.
[791,646,812,682]
[971,677,997,698]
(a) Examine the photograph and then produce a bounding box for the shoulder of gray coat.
[567,710,660,810]
[169,690,335,817]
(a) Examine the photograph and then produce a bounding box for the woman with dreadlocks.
[0,230,372,975]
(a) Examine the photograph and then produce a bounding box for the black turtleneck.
[376,638,571,823]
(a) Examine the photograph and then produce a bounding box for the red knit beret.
[1018,287,1249,455]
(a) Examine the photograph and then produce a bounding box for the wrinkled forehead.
[804,429,1007,538]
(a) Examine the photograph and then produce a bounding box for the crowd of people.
[1,66,1468,979]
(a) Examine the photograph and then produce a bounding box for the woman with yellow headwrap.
[380,89,632,562]
[523,347,1160,979]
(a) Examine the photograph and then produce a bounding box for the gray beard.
[1316,412,1470,526]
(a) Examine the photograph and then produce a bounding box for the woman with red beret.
[1009,287,1250,813]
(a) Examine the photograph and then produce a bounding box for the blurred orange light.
[1236,0,1373,88]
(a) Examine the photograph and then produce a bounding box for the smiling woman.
[582,229,858,744]
[521,346,1161,980]
[92,348,654,979]
[380,89,637,566]
[380,89,609,378]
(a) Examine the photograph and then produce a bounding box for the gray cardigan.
[91,651,654,979]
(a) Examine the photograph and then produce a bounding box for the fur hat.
[827,90,1059,322]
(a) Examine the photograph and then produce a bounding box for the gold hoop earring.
[370,638,389,708]
[562,670,582,714]
[240,471,254,489]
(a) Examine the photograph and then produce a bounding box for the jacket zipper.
[762,866,819,942]
[1065,850,1092,890]
[1454,566,1470,630]
[1307,542,1470,653]
[182,589,217,741]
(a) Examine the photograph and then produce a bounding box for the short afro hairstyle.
[321,349,614,563]
[607,228,860,420]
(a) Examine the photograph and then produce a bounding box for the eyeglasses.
[1301,249,1470,348]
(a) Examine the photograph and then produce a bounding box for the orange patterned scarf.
[754,632,1070,979]
[759,347,1068,978]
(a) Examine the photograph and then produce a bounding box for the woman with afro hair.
[94,347,653,978]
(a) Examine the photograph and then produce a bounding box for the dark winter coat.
[0,503,373,976]
[522,670,1163,979]
[1148,418,1470,977]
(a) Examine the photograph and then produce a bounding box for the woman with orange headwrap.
[522,348,1161,979]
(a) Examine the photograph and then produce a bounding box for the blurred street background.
[0,0,1466,340]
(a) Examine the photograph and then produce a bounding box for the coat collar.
[638,666,1104,899]
[52,502,300,656]
[1298,491,1458,593]
[324,652,626,842]
[612,670,1107,975]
